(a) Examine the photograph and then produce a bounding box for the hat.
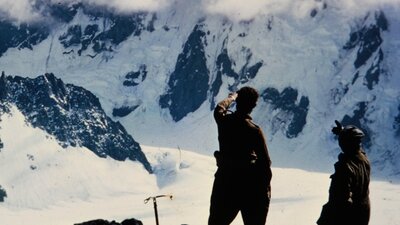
[332,120,365,140]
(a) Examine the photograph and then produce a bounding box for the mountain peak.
[0,73,152,173]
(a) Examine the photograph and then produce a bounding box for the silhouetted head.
[236,86,259,115]
[332,121,365,154]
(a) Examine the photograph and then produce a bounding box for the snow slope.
[0,106,399,225]
[0,105,156,209]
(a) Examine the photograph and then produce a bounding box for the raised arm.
[214,93,237,123]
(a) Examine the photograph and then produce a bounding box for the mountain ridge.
[0,1,399,176]
[0,73,152,173]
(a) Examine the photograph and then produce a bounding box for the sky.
[1,0,400,23]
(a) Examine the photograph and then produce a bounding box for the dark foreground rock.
[0,185,6,202]
[74,218,143,225]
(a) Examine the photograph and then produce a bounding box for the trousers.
[208,168,270,225]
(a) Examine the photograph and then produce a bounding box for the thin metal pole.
[153,198,159,225]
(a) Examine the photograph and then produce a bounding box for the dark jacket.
[213,96,272,186]
[318,151,371,225]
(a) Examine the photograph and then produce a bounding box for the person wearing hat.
[317,121,371,225]
[208,86,272,225]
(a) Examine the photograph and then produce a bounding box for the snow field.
[0,108,399,225]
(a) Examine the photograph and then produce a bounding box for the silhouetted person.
[317,120,371,225]
[208,86,272,225]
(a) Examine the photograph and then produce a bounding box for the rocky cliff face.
[0,185,6,202]
[0,73,152,172]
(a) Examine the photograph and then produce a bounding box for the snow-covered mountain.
[0,0,399,180]
[0,73,151,172]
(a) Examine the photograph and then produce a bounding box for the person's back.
[209,87,272,225]
[215,111,263,168]
[336,151,370,202]
[318,121,371,225]
[329,150,370,225]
